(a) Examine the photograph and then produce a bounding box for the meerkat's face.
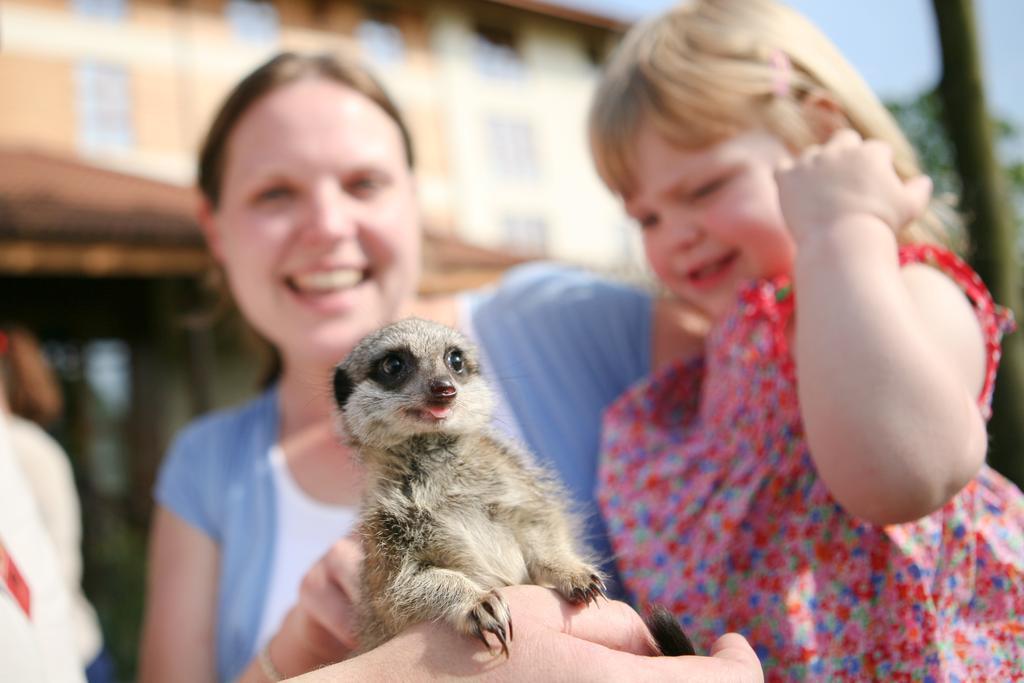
[333,318,495,449]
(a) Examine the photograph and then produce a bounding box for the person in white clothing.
[0,325,114,682]
[0,402,85,682]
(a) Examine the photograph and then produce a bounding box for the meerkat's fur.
[333,318,606,656]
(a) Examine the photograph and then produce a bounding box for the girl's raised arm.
[779,130,988,525]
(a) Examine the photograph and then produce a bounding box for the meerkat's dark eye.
[446,348,465,374]
[370,348,415,389]
[380,353,405,377]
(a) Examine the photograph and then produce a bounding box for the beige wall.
[0,56,76,152]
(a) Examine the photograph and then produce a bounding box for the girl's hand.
[775,129,933,246]
[265,536,363,677]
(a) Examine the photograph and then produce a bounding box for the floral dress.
[597,245,1024,681]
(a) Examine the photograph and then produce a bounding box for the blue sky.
[559,0,1024,137]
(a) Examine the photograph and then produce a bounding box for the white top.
[254,445,358,648]
[0,412,85,683]
[9,416,103,665]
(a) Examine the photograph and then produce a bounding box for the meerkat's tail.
[644,604,697,656]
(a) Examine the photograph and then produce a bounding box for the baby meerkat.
[332,317,606,656]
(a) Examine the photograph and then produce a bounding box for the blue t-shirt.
[155,389,279,682]
[155,262,652,682]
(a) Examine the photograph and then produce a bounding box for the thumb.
[902,175,933,224]
[709,632,762,670]
[503,585,657,655]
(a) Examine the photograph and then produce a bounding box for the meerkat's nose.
[429,379,457,403]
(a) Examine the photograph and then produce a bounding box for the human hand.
[300,585,763,682]
[775,129,932,246]
[267,536,363,677]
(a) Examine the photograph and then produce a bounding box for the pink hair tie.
[769,49,792,98]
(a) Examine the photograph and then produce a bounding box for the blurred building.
[1,0,639,269]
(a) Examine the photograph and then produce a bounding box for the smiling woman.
[138,52,424,683]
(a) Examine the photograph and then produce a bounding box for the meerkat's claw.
[465,590,513,658]
[492,623,509,657]
[563,569,607,607]
[470,617,492,650]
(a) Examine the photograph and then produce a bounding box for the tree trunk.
[932,0,1024,488]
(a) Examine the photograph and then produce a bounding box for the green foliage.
[81,492,147,682]
[888,91,961,197]
[888,90,1024,225]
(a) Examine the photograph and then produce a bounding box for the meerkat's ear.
[332,366,355,410]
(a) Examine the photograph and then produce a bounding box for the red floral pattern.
[598,245,1024,681]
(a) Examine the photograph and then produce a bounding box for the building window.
[357,5,405,66]
[226,0,279,43]
[473,25,525,80]
[76,62,134,151]
[71,0,127,20]
[486,117,539,181]
[584,39,608,72]
[501,213,548,256]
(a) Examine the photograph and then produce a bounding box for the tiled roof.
[0,148,527,286]
[0,148,201,246]
[485,0,627,30]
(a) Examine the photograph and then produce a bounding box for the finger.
[902,175,933,223]
[709,632,763,669]
[799,143,822,162]
[299,560,360,649]
[774,156,796,175]
[559,631,764,682]
[323,537,364,602]
[501,585,658,656]
[304,582,360,649]
[827,127,861,149]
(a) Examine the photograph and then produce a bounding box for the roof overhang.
[0,148,526,287]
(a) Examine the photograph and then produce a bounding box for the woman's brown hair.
[198,50,415,208]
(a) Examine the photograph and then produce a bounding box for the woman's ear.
[801,90,851,143]
[197,196,224,263]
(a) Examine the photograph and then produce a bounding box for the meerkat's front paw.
[462,589,513,657]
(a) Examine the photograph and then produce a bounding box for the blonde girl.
[591,0,1024,680]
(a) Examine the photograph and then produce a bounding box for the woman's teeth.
[290,269,363,293]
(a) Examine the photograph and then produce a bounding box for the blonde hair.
[590,0,959,247]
